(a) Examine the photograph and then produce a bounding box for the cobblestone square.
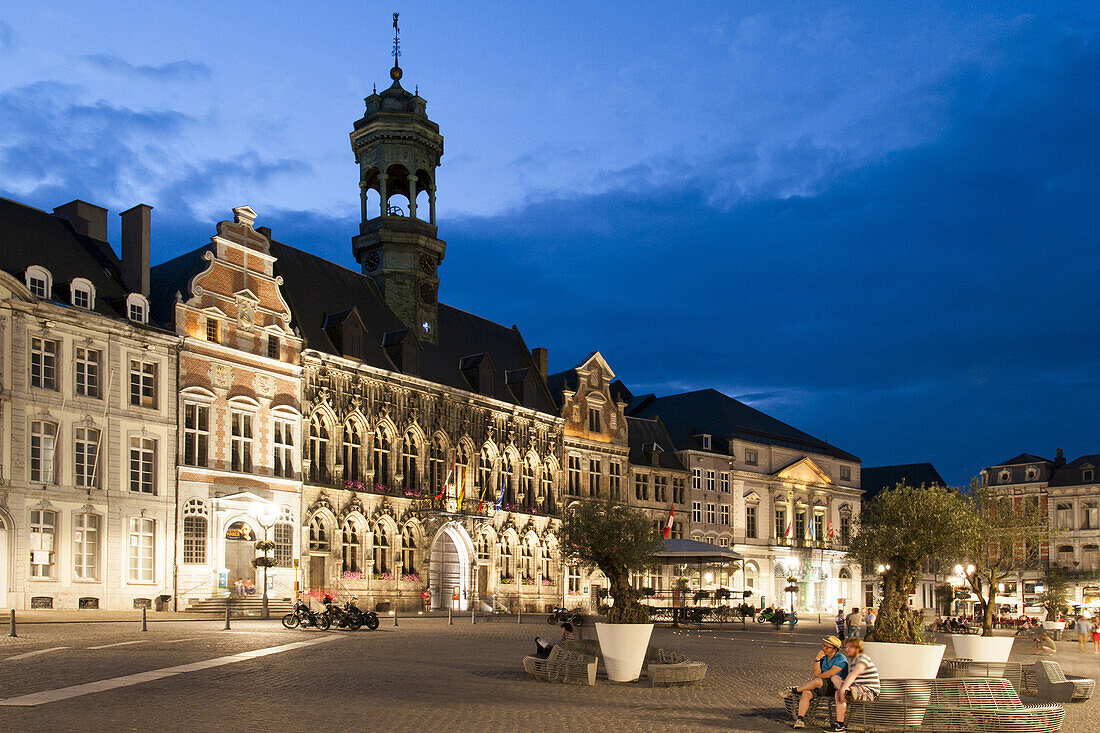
[0,617,1096,732]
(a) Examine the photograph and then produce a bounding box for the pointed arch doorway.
[429,522,474,611]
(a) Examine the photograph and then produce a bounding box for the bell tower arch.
[351,14,445,342]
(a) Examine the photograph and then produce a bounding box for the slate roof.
[0,196,146,323]
[148,245,212,327]
[626,416,687,471]
[991,453,1050,467]
[627,388,858,462]
[860,463,947,502]
[1048,454,1100,487]
[545,369,577,409]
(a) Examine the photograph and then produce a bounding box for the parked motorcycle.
[282,599,330,630]
[342,598,380,631]
[546,606,585,627]
[319,595,361,631]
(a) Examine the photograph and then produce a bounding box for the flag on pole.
[436,454,457,500]
[810,517,816,542]
[785,521,792,538]
[662,505,675,539]
[494,476,506,511]
[827,519,834,539]
[456,466,467,508]
[476,479,489,513]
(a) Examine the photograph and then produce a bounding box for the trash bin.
[154,594,172,611]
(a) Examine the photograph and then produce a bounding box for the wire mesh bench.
[784,677,1064,732]
[939,659,1025,694]
[645,648,707,686]
[522,645,598,686]
[1034,659,1095,702]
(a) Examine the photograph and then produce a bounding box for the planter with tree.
[1038,568,1070,635]
[560,497,663,682]
[848,482,972,679]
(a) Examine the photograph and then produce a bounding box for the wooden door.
[310,555,326,592]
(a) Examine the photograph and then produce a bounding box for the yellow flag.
[456,465,467,508]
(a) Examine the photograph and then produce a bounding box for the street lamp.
[256,507,277,620]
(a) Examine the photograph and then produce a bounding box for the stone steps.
[185,596,294,616]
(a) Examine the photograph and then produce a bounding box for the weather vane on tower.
[391,11,402,80]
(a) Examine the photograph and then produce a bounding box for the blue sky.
[2,2,1098,484]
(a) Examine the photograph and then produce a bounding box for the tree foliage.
[559,497,664,623]
[962,479,1051,636]
[1038,567,1070,621]
[848,483,972,644]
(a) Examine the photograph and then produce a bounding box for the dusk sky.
[2,2,1098,485]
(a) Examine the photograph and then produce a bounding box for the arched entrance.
[0,511,9,607]
[224,520,257,586]
[429,522,473,611]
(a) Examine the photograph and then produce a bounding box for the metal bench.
[522,645,598,686]
[784,677,1064,732]
[645,647,706,686]
[1034,659,1095,703]
[939,659,1026,695]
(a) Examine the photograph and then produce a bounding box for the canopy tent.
[651,538,743,565]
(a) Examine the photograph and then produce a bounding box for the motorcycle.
[319,595,361,631]
[756,608,775,624]
[282,599,330,630]
[342,598,380,631]
[546,606,585,627]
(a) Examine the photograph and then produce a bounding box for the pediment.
[775,457,833,485]
[577,350,616,381]
[743,490,762,503]
[216,491,275,508]
[234,288,261,303]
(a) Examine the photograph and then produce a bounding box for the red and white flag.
[662,506,675,539]
[827,520,835,538]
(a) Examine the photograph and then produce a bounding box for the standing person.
[421,587,432,613]
[845,607,862,639]
[773,607,788,637]
[787,610,799,635]
[830,637,881,732]
[782,635,849,729]
[1092,617,1100,653]
[1074,616,1091,652]
[835,609,847,638]
[863,607,877,636]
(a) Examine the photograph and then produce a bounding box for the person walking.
[1074,616,1091,652]
[1092,618,1100,654]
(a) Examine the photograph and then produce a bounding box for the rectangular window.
[129,360,157,409]
[813,513,824,543]
[720,505,730,526]
[30,509,57,578]
[587,459,601,497]
[128,517,155,582]
[1056,503,1073,529]
[720,472,730,492]
[206,318,219,343]
[673,477,685,504]
[274,523,294,566]
[691,501,702,524]
[634,473,649,501]
[74,427,101,489]
[706,503,716,525]
[746,506,757,538]
[274,418,294,478]
[231,411,254,473]
[567,455,582,496]
[745,449,759,466]
[28,276,48,298]
[30,420,58,484]
[839,465,852,481]
[700,434,711,451]
[183,515,207,565]
[654,475,667,502]
[1084,502,1099,530]
[692,468,701,490]
[567,565,582,594]
[609,462,621,500]
[705,470,716,492]
[128,302,145,323]
[74,347,101,398]
[129,437,156,494]
[840,514,851,545]
[183,403,209,467]
[268,335,280,360]
[74,513,99,579]
[31,337,58,390]
[795,509,806,540]
[73,288,91,309]
[587,407,601,433]
[775,507,787,539]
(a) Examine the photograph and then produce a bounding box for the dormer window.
[1025,466,1038,481]
[999,470,1011,484]
[1085,469,1095,483]
[126,294,149,324]
[697,434,712,451]
[26,265,51,298]
[70,278,95,309]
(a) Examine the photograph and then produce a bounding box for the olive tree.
[963,480,1052,636]
[848,483,972,643]
[559,497,664,623]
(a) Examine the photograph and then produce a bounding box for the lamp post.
[256,507,277,620]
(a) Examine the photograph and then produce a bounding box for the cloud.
[0,21,13,52]
[81,53,211,82]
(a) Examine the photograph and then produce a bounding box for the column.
[407,176,418,219]
[428,185,437,225]
[359,181,368,222]
[379,175,389,217]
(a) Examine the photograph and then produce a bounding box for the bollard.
[142,607,148,632]
[9,609,16,638]
[448,605,453,625]
[472,605,476,625]
[394,607,399,627]
[817,614,821,624]
[224,606,231,630]
[517,608,522,625]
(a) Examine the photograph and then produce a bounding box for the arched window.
[308,515,329,553]
[402,432,420,491]
[1056,545,1074,568]
[341,520,361,573]
[476,532,493,562]
[25,265,52,299]
[478,445,494,495]
[273,505,294,567]
[498,536,515,579]
[373,523,391,574]
[429,437,446,496]
[501,455,516,505]
[342,421,362,483]
[521,535,536,580]
[182,499,208,565]
[309,415,329,483]
[455,443,470,505]
[521,460,535,509]
[541,464,556,514]
[540,540,555,581]
[401,525,418,576]
[1083,544,1100,571]
[373,428,390,486]
[70,277,95,309]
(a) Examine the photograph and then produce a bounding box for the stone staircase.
[185,595,294,617]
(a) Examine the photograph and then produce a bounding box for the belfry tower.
[351,13,445,342]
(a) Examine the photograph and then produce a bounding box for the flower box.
[342,571,365,580]
[372,572,393,581]
[401,573,421,582]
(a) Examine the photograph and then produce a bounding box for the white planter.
[595,622,654,682]
[1042,620,1066,631]
[951,634,1015,663]
[862,641,945,679]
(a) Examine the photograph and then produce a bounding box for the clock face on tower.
[419,253,436,274]
[365,251,381,272]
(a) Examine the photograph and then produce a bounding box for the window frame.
[73,512,100,580]
[129,358,158,409]
[74,346,102,398]
[129,436,157,494]
[30,508,58,578]
[128,517,156,583]
[30,420,59,484]
[73,425,101,489]
[183,403,210,468]
[30,336,59,391]
[70,278,95,309]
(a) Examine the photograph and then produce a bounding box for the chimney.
[1055,448,1066,468]
[120,204,153,296]
[53,200,108,241]
[532,347,548,382]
